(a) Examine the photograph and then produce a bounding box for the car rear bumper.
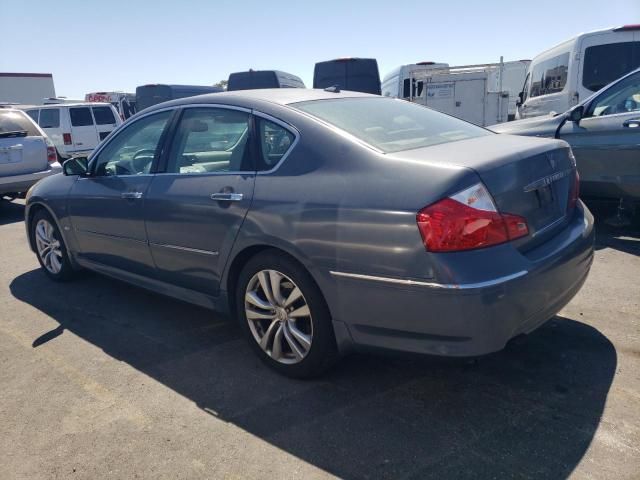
[0,163,62,195]
[329,201,595,357]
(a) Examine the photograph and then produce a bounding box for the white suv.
[0,108,61,198]
[23,103,122,159]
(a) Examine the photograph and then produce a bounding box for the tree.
[213,80,228,90]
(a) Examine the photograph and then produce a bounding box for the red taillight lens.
[47,146,57,163]
[416,183,529,252]
[63,133,72,145]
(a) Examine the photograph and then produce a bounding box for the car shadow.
[0,199,25,226]
[10,269,616,479]
[586,200,640,256]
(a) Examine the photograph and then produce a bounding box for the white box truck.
[0,73,56,105]
[407,59,529,125]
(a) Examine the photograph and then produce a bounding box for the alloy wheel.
[244,269,313,364]
[35,219,63,274]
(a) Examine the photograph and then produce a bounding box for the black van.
[136,84,224,111]
[313,58,381,95]
[227,70,305,91]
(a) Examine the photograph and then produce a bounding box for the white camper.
[406,59,529,125]
[517,25,640,119]
[381,62,449,98]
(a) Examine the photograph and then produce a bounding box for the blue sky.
[1,0,638,98]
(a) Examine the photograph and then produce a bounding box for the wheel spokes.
[289,304,310,318]
[287,321,311,350]
[245,291,273,310]
[282,323,305,360]
[271,324,284,360]
[258,271,277,306]
[259,319,280,350]
[284,286,302,307]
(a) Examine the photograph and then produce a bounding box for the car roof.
[35,102,115,108]
[142,88,377,114]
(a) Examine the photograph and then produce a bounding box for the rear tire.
[236,250,338,378]
[31,210,76,281]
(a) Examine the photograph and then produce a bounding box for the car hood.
[488,113,565,137]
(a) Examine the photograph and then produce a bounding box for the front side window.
[583,42,640,92]
[92,106,116,125]
[166,108,251,174]
[93,110,172,176]
[588,72,640,117]
[294,97,490,153]
[257,118,295,170]
[529,52,570,98]
[39,108,60,128]
[69,107,94,127]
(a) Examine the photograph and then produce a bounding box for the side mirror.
[63,156,89,176]
[569,105,584,123]
[516,91,524,107]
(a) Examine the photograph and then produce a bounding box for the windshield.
[293,97,490,153]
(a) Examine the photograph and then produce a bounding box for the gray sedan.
[492,68,640,204]
[24,89,594,377]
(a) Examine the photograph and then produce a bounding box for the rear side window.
[257,118,295,170]
[39,108,60,128]
[583,42,640,92]
[294,97,489,153]
[0,110,41,136]
[26,110,39,122]
[70,107,94,127]
[92,106,116,125]
[529,52,570,98]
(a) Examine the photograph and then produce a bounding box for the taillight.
[47,146,57,163]
[416,183,529,252]
[63,133,72,145]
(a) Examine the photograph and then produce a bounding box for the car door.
[143,106,256,296]
[558,71,640,199]
[66,109,175,276]
[68,106,99,153]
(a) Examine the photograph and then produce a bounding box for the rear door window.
[92,106,117,125]
[582,42,640,92]
[69,107,94,127]
[39,108,60,128]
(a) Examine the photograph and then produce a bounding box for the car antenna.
[324,85,341,93]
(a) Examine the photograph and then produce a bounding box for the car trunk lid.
[390,134,577,249]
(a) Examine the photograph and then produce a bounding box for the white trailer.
[408,58,530,125]
[0,73,56,105]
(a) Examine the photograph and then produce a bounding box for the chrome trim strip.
[532,215,566,238]
[150,243,219,256]
[329,270,529,290]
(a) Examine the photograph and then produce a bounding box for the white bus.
[517,25,640,119]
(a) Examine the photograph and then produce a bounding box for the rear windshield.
[293,97,490,153]
[0,110,40,136]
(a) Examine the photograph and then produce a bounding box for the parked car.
[0,108,61,199]
[314,58,381,94]
[22,103,122,160]
[136,84,224,111]
[24,89,594,377]
[491,67,640,206]
[227,70,305,91]
[517,25,640,119]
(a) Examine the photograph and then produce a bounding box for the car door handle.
[121,192,143,199]
[210,192,243,202]
[622,119,640,128]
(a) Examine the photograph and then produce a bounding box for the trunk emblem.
[524,168,572,193]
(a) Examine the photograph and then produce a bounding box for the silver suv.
[0,108,61,199]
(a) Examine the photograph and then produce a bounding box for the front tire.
[236,250,338,378]
[31,210,76,281]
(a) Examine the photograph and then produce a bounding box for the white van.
[22,103,122,159]
[518,25,640,118]
[381,62,449,98]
